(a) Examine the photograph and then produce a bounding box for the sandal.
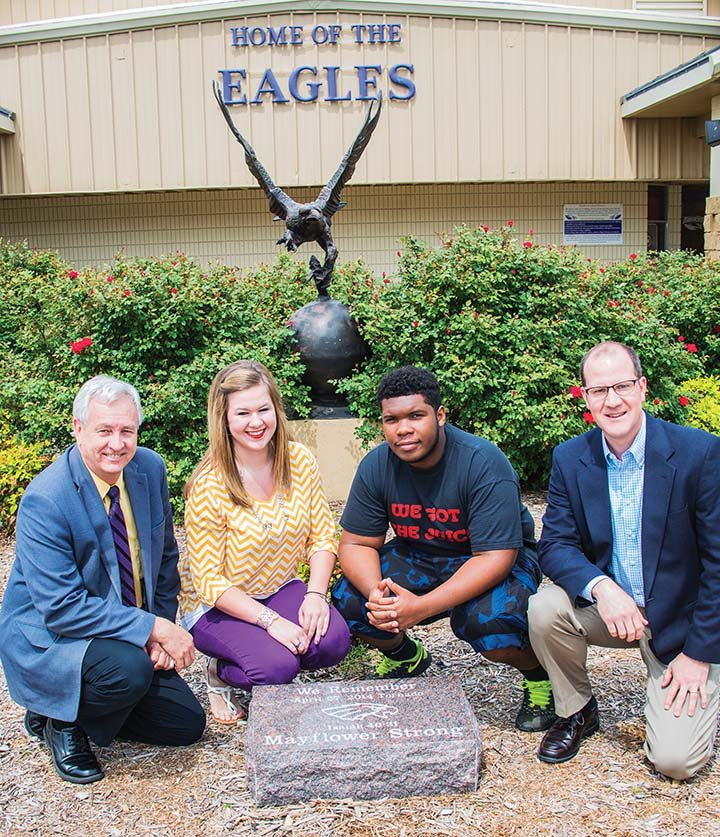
[205,657,247,725]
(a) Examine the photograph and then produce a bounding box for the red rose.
[653,398,660,405]
[123,289,131,297]
[629,253,638,260]
[663,290,670,297]
[481,225,489,233]
[383,278,391,285]
[396,250,401,257]
[599,267,605,273]
[582,411,595,424]
[70,336,92,354]
[170,287,178,295]
[678,335,685,342]
[446,328,452,334]
[106,275,114,283]
[570,386,582,398]
[523,241,533,248]
[67,270,78,279]
[678,396,690,407]
[686,343,697,353]
[528,228,534,236]
[412,320,419,328]
[507,220,514,227]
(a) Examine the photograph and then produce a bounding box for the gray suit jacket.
[0,445,179,720]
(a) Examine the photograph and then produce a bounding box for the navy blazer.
[0,445,179,721]
[538,413,720,665]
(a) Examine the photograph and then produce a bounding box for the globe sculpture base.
[289,296,369,411]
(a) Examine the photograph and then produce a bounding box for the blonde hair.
[185,360,292,507]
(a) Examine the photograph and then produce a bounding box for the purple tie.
[107,485,137,607]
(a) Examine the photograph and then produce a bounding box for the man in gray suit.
[0,376,205,783]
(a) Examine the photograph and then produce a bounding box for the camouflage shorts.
[331,539,541,652]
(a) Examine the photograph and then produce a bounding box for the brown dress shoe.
[537,696,599,764]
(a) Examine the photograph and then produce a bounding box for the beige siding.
[0,0,196,25]
[0,181,653,271]
[635,1,706,16]
[0,1,641,27]
[1,13,717,194]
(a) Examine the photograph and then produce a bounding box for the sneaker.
[375,638,432,678]
[515,678,557,732]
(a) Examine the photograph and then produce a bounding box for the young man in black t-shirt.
[332,366,555,732]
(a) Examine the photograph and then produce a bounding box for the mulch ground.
[1,494,719,836]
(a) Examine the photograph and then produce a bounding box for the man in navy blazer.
[529,341,720,779]
[0,376,205,783]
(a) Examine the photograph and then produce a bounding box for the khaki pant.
[528,584,720,780]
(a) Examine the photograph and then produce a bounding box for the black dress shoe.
[44,719,105,784]
[24,710,47,740]
[537,696,599,764]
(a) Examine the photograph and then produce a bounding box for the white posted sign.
[563,204,623,245]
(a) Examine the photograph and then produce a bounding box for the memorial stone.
[245,677,481,805]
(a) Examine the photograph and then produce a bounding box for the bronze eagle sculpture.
[212,80,382,294]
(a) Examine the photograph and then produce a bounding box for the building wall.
[0,181,652,271]
[0,1,646,27]
[0,12,717,195]
[3,1,715,25]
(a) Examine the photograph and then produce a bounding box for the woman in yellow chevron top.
[178,360,351,723]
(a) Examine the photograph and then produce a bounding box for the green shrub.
[0,439,50,533]
[678,377,720,435]
[1,233,718,502]
[336,227,710,483]
[0,244,319,504]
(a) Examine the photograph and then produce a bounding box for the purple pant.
[190,579,351,691]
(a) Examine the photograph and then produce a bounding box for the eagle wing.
[316,95,382,219]
[212,80,295,220]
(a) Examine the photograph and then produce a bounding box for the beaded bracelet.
[256,604,279,630]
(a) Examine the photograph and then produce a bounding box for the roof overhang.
[1,1,720,46]
[0,106,16,134]
[621,47,720,119]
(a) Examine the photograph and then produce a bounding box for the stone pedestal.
[288,417,369,502]
[245,677,481,805]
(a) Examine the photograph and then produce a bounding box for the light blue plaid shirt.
[583,415,647,604]
[601,415,646,605]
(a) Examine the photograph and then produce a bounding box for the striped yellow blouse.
[178,442,336,630]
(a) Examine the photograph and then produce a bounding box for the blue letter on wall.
[355,65,382,101]
[388,64,416,100]
[251,68,290,104]
[219,69,247,105]
[289,66,321,102]
[324,66,352,101]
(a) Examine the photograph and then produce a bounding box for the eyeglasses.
[583,379,640,401]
